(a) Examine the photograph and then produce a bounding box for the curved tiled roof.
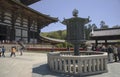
[90,28,120,40]
[40,36,65,44]
[91,28,120,37]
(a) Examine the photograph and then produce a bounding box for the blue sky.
[29,0,120,32]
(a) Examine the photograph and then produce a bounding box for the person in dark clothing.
[51,46,54,52]
[117,45,120,61]
[0,46,2,57]
[107,45,114,62]
[67,46,70,51]
[1,46,5,57]
[19,47,24,56]
[91,44,96,51]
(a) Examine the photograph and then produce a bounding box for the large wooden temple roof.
[20,0,41,5]
[0,0,58,28]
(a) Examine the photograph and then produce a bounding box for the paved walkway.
[0,52,120,77]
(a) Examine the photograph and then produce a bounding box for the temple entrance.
[0,25,7,41]
[0,35,6,40]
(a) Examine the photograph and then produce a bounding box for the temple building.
[90,28,120,45]
[0,0,58,43]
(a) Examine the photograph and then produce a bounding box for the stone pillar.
[84,60,87,72]
[101,59,104,71]
[68,59,71,73]
[88,59,92,72]
[74,44,80,55]
[92,59,96,71]
[63,59,67,72]
[59,59,62,71]
[55,59,58,70]
[96,59,100,71]
[78,60,82,73]
[73,59,76,73]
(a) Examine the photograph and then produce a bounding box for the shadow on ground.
[32,64,81,77]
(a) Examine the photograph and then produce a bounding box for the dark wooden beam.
[27,18,33,43]
[1,11,4,22]
[20,0,41,5]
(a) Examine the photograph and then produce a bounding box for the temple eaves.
[13,0,41,5]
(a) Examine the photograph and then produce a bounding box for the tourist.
[17,39,25,55]
[10,46,16,57]
[107,45,114,62]
[0,46,2,57]
[51,46,54,52]
[101,45,107,52]
[67,46,70,51]
[91,44,96,51]
[113,45,118,62]
[19,47,24,56]
[1,46,5,57]
[117,45,120,61]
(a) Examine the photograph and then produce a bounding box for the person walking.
[19,47,24,56]
[107,45,114,63]
[10,46,16,57]
[117,45,120,61]
[113,45,118,62]
[0,46,2,57]
[1,46,5,57]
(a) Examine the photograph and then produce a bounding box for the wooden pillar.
[0,9,5,22]
[10,11,18,41]
[20,16,23,40]
[37,21,45,43]
[27,18,32,43]
[6,26,10,40]
[37,24,41,43]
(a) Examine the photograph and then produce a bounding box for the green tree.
[112,25,120,28]
[92,23,97,29]
[85,24,92,40]
[100,21,109,29]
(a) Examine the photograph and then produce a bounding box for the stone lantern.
[48,10,108,76]
[62,9,90,55]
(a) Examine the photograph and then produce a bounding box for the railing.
[47,51,108,76]
[26,47,85,51]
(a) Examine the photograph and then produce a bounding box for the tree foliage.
[41,30,66,40]
[112,25,120,28]
[100,20,109,29]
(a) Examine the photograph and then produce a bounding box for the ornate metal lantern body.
[62,9,90,55]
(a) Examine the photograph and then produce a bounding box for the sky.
[29,0,120,32]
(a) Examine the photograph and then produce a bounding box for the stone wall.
[47,51,108,76]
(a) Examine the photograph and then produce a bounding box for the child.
[10,46,16,57]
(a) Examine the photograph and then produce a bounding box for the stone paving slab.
[0,52,120,77]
